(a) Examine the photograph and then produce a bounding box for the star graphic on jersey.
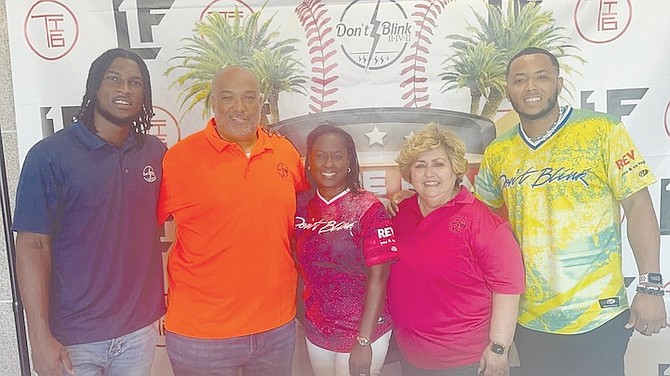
[365,126,387,146]
[404,131,415,140]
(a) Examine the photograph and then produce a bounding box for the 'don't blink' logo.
[574,0,632,44]
[199,0,254,21]
[24,0,79,61]
[337,0,412,71]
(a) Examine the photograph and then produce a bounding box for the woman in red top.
[387,123,525,376]
[294,125,399,376]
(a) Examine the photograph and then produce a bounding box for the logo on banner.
[337,0,411,70]
[659,364,670,376]
[148,106,180,148]
[574,0,632,44]
[24,0,79,61]
[40,105,81,137]
[664,100,670,140]
[113,0,175,60]
[580,88,648,121]
[199,0,254,21]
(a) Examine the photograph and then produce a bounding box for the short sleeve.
[470,219,525,294]
[13,146,59,234]
[157,152,174,225]
[474,151,504,208]
[293,155,309,193]
[606,122,656,201]
[359,201,399,267]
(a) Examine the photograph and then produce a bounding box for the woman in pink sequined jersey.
[294,125,399,376]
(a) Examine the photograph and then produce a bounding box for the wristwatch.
[639,272,663,285]
[490,341,506,355]
[356,335,371,346]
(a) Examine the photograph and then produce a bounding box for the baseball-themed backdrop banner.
[5,0,670,375]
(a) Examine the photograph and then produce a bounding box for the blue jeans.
[166,320,296,376]
[64,323,157,376]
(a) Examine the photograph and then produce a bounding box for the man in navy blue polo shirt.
[13,48,166,376]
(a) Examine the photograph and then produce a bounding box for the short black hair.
[506,47,560,77]
[305,125,363,195]
[75,48,154,134]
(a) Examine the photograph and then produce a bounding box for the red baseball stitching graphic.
[295,0,340,113]
[400,0,452,108]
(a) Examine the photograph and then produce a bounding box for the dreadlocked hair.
[74,48,154,135]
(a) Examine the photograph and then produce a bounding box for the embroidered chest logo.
[276,163,289,179]
[142,165,156,183]
[449,216,467,233]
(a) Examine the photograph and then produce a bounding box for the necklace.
[528,105,566,143]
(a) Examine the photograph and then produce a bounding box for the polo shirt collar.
[72,120,138,151]
[204,118,274,154]
[443,185,475,206]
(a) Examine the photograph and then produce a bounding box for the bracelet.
[636,284,665,296]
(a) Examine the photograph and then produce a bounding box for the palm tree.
[250,47,308,124]
[166,7,306,124]
[439,41,506,115]
[441,0,584,119]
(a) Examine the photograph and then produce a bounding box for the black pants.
[400,358,479,376]
[514,310,633,376]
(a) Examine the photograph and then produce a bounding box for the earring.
[347,167,351,173]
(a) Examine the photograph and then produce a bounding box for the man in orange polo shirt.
[158,66,308,375]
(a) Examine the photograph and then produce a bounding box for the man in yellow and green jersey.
[475,47,666,376]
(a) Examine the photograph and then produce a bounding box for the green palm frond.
[439,0,585,119]
[166,4,306,120]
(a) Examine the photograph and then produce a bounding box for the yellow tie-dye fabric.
[474,107,656,334]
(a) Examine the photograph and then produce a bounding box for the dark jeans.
[400,358,479,376]
[514,310,633,376]
[166,320,296,376]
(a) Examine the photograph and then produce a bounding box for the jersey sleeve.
[606,122,656,201]
[359,201,399,267]
[474,150,504,208]
[13,146,58,235]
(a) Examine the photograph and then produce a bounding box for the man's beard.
[93,97,141,127]
[511,91,559,121]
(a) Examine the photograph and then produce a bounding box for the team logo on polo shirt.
[277,163,289,179]
[449,216,467,233]
[143,165,157,183]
